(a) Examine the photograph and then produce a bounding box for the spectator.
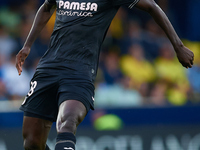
[0,24,17,62]
[148,80,168,106]
[100,49,123,85]
[95,76,142,108]
[120,19,144,54]
[154,42,189,106]
[155,42,189,87]
[120,43,156,89]
[188,59,200,103]
[20,0,39,23]
[0,5,21,34]
[0,79,8,101]
[143,19,167,60]
[0,54,8,100]
[1,52,30,99]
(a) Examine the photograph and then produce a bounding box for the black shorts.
[20,68,95,122]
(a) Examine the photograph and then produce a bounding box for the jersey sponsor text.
[59,1,98,11]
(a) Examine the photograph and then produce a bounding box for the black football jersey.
[37,0,139,82]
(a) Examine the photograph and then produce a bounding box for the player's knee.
[24,137,44,150]
[56,112,80,134]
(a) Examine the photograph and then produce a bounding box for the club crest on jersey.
[58,1,98,17]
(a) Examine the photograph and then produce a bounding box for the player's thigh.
[56,100,87,134]
[22,116,53,145]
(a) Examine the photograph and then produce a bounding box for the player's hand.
[16,47,30,75]
[175,46,194,69]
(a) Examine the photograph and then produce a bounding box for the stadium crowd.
[0,0,200,108]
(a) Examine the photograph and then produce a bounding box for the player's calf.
[55,100,87,150]
[55,111,79,150]
[22,115,53,150]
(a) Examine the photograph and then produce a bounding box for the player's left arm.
[135,0,194,68]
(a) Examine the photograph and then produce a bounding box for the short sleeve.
[112,0,140,9]
[45,0,56,5]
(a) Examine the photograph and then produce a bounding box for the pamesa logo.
[59,1,98,11]
[58,1,98,17]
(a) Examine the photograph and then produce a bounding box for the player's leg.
[55,100,87,150]
[22,115,53,150]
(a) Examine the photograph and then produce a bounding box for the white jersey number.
[22,81,37,105]
[28,81,37,97]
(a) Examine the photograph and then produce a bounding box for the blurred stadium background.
[0,0,200,149]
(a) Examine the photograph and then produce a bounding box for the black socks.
[55,132,76,150]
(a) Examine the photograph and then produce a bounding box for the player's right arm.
[16,1,56,75]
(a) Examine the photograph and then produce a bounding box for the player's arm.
[16,1,56,75]
[135,0,194,68]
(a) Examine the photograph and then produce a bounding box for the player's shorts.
[20,68,95,122]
